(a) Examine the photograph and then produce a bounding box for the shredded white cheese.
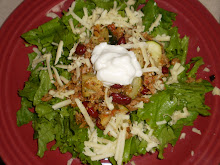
[154,79,165,91]
[49,90,75,99]
[142,66,160,73]
[192,127,201,135]
[149,14,162,33]
[166,63,185,84]
[156,120,167,126]
[139,43,150,68]
[130,122,159,152]
[36,67,48,72]
[126,0,135,6]
[212,86,220,96]
[104,114,129,137]
[75,98,95,130]
[115,127,126,165]
[197,46,200,52]
[60,76,70,84]
[68,42,79,57]
[67,158,74,165]
[31,48,44,69]
[43,54,53,81]
[51,66,64,87]
[52,99,72,110]
[134,101,144,109]
[46,12,59,19]
[42,48,46,52]
[84,127,123,163]
[52,42,59,46]
[56,56,91,79]
[33,47,41,55]
[154,34,171,42]
[54,40,64,65]
[203,67,210,72]
[180,132,186,139]
[191,150,194,156]
[68,10,91,29]
[169,107,190,125]
[130,161,136,165]
[32,56,45,69]
[104,87,114,110]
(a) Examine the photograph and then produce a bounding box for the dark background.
[0,157,5,165]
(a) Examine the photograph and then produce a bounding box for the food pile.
[17,0,213,165]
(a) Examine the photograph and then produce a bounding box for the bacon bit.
[79,122,87,128]
[171,58,181,65]
[41,93,53,102]
[107,24,116,31]
[99,113,112,127]
[196,78,203,83]
[142,32,153,40]
[111,109,120,116]
[126,127,132,139]
[186,77,195,83]
[96,118,105,130]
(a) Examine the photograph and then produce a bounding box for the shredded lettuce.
[135,80,212,158]
[33,70,53,105]
[165,27,189,64]
[16,97,36,127]
[141,0,176,32]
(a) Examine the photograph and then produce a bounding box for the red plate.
[0,0,220,165]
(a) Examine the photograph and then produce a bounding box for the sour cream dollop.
[91,42,142,86]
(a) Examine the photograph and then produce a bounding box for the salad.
[16,0,214,164]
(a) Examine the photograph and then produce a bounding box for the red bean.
[111,84,123,89]
[110,93,131,105]
[82,101,98,118]
[162,66,169,74]
[117,36,126,45]
[141,87,150,95]
[76,44,86,55]
[87,107,98,118]
[82,101,89,107]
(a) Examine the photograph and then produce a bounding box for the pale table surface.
[0,0,220,27]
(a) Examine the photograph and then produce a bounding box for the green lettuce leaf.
[27,52,37,71]
[141,0,176,32]
[166,81,213,116]
[33,70,52,106]
[136,79,212,159]
[16,97,36,127]
[18,78,40,102]
[18,63,42,102]
[91,0,127,11]
[22,18,62,48]
[186,57,204,78]
[35,103,53,118]
[137,90,177,129]
[156,125,176,159]
[165,27,189,64]
[36,120,56,157]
